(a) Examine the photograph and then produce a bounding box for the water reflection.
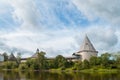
[0,70,120,80]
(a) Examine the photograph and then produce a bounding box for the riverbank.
[1,67,119,74]
[48,68,119,73]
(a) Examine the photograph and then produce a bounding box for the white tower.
[76,35,98,61]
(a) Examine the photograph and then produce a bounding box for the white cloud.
[73,25,119,54]
[72,0,120,26]
[87,26,118,51]
[72,0,120,54]
[9,0,40,30]
[0,0,10,14]
[0,0,120,57]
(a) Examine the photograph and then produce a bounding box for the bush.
[3,61,17,69]
[60,66,66,70]
[30,63,40,70]
[19,63,28,70]
[73,62,83,70]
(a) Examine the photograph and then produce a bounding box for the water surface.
[0,71,120,80]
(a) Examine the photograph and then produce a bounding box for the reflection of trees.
[0,71,119,80]
[3,71,20,80]
[0,73,3,80]
[48,72,73,80]
[24,71,74,80]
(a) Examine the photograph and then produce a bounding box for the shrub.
[19,63,28,70]
[73,62,83,70]
[3,61,17,69]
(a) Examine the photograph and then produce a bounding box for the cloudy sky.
[0,0,120,57]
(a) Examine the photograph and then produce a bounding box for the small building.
[21,58,28,63]
[74,35,98,61]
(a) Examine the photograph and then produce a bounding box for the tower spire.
[80,35,96,52]
[76,35,98,61]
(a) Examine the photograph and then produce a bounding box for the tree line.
[1,50,120,71]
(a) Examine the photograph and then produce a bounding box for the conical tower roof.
[31,53,38,58]
[31,48,39,58]
[8,53,16,61]
[79,35,97,52]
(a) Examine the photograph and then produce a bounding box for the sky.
[0,0,120,57]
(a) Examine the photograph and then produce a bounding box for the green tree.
[101,53,111,68]
[82,59,90,69]
[26,58,40,70]
[36,51,47,69]
[54,55,68,69]
[116,57,120,64]
[19,63,28,70]
[31,61,40,70]
[73,61,83,70]
[25,51,48,70]
[115,56,120,69]
[96,57,102,65]
[66,60,74,68]
[4,61,17,69]
[26,58,35,68]
[16,52,21,65]
[47,60,55,69]
[2,52,8,61]
[90,56,98,66]
[89,56,102,67]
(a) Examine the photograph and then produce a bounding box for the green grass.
[1,67,119,74]
[48,68,119,74]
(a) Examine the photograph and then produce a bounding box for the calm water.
[0,71,120,80]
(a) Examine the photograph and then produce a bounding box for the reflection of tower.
[76,35,98,61]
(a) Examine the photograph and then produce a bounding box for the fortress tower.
[76,35,98,61]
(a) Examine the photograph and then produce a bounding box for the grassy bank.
[48,68,119,73]
[0,67,119,74]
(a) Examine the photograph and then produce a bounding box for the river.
[0,71,120,80]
